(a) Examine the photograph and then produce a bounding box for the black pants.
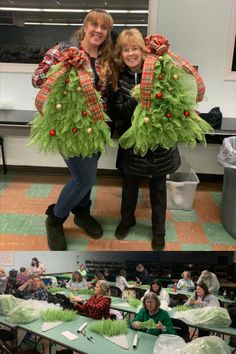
[120,174,166,234]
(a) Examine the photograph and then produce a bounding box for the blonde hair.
[72,9,116,88]
[97,280,110,296]
[114,28,147,73]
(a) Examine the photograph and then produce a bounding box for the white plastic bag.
[154,335,231,354]
[217,136,236,169]
[172,306,231,327]
[175,335,231,354]
[153,334,186,354]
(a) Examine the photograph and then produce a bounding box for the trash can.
[217,137,236,239]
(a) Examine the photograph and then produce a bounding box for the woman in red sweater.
[72,280,111,319]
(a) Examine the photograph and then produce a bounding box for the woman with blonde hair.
[110,28,180,250]
[31,9,116,251]
[66,271,87,291]
[72,279,111,319]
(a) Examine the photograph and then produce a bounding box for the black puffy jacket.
[112,67,181,177]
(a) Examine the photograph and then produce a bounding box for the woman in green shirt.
[130,292,176,336]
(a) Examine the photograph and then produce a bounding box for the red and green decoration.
[119,34,214,157]
[29,47,114,158]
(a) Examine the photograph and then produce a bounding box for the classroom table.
[165,288,236,307]
[16,315,157,354]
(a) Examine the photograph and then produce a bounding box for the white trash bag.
[217,136,236,169]
[154,334,186,354]
[172,306,231,327]
[154,335,231,354]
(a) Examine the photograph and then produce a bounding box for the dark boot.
[72,206,103,239]
[152,225,165,250]
[115,218,136,240]
[45,204,67,250]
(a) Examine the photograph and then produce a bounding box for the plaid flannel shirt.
[32,41,108,111]
[75,295,111,320]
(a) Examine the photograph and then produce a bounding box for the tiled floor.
[1,173,236,251]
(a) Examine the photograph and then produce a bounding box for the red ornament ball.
[82,110,87,117]
[184,110,190,117]
[165,112,172,118]
[156,92,163,99]
[49,129,56,136]
[72,127,78,133]
[158,74,163,80]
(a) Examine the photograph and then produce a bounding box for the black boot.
[45,204,67,250]
[72,206,103,239]
[151,224,165,250]
[115,219,136,240]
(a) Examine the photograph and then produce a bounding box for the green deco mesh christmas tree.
[119,35,214,157]
[29,48,115,158]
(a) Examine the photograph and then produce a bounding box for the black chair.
[171,318,190,342]
[55,293,74,310]
[0,137,7,174]
[109,286,122,298]
[132,287,146,300]
[0,337,41,354]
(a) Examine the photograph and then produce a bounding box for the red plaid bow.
[35,48,104,121]
[141,34,205,109]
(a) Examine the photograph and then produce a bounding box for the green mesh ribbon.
[88,319,128,336]
[140,319,157,329]
[119,54,214,156]
[29,66,115,158]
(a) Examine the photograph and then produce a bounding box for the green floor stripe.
[181,243,212,251]
[203,223,236,245]
[26,184,53,198]
[210,191,222,207]
[0,214,45,235]
[170,209,199,222]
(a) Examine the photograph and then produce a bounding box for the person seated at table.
[16,275,48,301]
[142,279,170,308]
[0,268,7,294]
[116,269,134,291]
[135,264,150,285]
[130,292,176,336]
[66,271,87,291]
[184,282,220,308]
[177,271,195,292]
[27,257,46,276]
[15,267,30,289]
[78,264,87,278]
[197,270,220,295]
[71,280,111,320]
[87,271,105,289]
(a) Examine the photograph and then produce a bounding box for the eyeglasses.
[122,47,140,54]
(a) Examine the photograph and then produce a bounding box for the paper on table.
[41,321,63,332]
[133,333,139,348]
[61,331,78,340]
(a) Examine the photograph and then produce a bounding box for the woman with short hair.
[130,292,175,336]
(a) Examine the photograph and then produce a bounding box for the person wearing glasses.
[110,28,180,250]
[130,292,176,336]
[16,276,48,301]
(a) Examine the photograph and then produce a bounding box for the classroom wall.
[0,251,234,275]
[0,0,235,173]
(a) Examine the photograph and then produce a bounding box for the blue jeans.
[54,153,100,218]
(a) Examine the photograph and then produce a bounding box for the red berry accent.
[65,78,70,84]
[184,110,190,117]
[165,112,172,118]
[72,127,78,133]
[158,74,163,80]
[49,130,56,136]
[156,92,163,99]
[82,110,87,117]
